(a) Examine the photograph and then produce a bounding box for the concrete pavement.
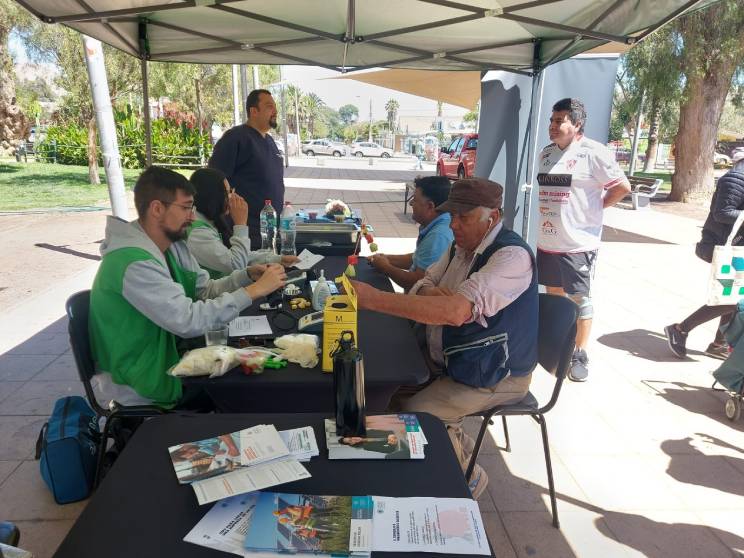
[0,174,742,557]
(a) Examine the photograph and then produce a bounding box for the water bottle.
[312,269,332,311]
[259,199,276,252]
[279,201,296,256]
[332,331,366,437]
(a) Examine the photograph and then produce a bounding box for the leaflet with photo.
[169,432,242,484]
[325,414,425,460]
[243,492,372,557]
[371,496,489,555]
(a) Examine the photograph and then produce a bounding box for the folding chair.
[465,293,578,528]
[66,290,165,488]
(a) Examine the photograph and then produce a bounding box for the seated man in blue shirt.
[369,176,453,290]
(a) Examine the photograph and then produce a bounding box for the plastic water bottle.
[279,201,296,256]
[312,269,332,311]
[259,199,277,252]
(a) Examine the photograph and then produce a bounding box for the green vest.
[186,220,226,279]
[89,247,198,407]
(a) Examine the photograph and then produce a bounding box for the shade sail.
[14,0,718,73]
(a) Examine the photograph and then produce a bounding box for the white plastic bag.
[168,346,238,378]
[707,211,744,305]
[274,334,320,368]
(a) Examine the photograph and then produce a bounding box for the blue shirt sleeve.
[412,225,453,271]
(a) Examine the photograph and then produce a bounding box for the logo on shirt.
[566,159,577,170]
[537,173,572,187]
[541,220,558,236]
[539,206,558,217]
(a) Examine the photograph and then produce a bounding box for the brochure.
[239,424,290,466]
[280,426,320,462]
[371,496,490,555]
[169,432,243,484]
[191,460,311,506]
[243,492,372,556]
[325,414,426,460]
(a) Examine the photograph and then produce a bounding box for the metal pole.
[82,35,128,220]
[368,98,372,142]
[523,69,545,241]
[240,65,249,121]
[231,65,241,125]
[294,91,301,151]
[629,91,645,177]
[252,65,260,89]
[280,67,289,168]
[141,57,152,167]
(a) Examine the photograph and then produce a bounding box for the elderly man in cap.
[353,178,538,498]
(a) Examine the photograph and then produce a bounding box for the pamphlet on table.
[295,249,324,270]
[228,315,273,337]
[168,425,318,504]
[324,414,427,460]
[185,493,489,556]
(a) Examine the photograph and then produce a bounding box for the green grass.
[0,161,191,211]
[617,166,673,192]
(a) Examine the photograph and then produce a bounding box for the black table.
[186,257,430,412]
[52,413,493,558]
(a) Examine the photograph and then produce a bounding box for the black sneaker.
[664,324,688,358]
[569,349,589,382]
[704,342,730,360]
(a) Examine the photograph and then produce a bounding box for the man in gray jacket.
[89,166,286,409]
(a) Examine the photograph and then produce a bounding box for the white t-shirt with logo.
[536,136,627,253]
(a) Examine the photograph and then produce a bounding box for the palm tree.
[285,85,304,135]
[302,92,325,137]
[385,98,399,132]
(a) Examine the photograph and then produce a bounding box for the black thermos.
[332,331,366,437]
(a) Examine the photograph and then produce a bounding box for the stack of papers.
[168,425,319,505]
[325,414,427,460]
[185,493,490,556]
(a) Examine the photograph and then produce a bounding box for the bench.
[626,175,663,210]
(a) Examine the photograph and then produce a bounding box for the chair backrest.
[66,290,106,416]
[537,293,578,412]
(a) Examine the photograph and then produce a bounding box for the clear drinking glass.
[205,325,229,346]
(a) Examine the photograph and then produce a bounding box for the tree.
[302,92,324,137]
[0,0,32,155]
[338,104,358,126]
[671,0,744,201]
[384,98,399,131]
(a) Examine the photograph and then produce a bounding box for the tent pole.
[140,57,152,167]
[82,35,128,219]
[138,20,152,167]
[232,65,241,126]
[522,40,543,240]
[280,66,289,168]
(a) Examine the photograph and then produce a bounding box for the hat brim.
[435,200,479,214]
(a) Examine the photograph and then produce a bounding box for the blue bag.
[35,396,100,504]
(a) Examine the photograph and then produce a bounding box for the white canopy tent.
[12,0,720,224]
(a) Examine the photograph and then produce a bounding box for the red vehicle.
[437,133,478,179]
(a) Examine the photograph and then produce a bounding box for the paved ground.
[1,161,743,557]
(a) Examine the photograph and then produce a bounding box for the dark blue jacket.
[442,227,538,388]
[698,171,744,262]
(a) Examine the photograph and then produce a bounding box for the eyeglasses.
[162,201,196,214]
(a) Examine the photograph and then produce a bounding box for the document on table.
[239,424,290,466]
[371,496,490,555]
[228,315,272,337]
[295,249,324,270]
[279,426,319,462]
[190,460,310,505]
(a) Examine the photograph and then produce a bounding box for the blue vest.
[441,227,538,388]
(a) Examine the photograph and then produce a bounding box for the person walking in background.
[665,148,744,360]
[209,89,284,249]
[536,98,631,382]
[187,168,297,279]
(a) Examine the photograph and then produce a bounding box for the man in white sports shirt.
[536,98,631,382]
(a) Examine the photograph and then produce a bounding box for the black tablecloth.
[186,257,430,412]
[52,413,492,558]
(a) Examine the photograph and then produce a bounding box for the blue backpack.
[35,396,100,504]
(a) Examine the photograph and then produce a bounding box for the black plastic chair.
[465,293,578,528]
[66,290,165,488]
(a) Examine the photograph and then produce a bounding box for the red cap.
[347,255,358,264]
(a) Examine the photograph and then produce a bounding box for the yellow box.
[322,273,358,372]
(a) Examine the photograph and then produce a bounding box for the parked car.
[436,133,478,179]
[350,141,393,158]
[714,151,732,167]
[301,139,347,157]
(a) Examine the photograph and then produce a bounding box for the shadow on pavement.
[596,328,707,362]
[601,226,675,245]
[34,243,101,261]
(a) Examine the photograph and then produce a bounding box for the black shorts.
[537,249,597,295]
